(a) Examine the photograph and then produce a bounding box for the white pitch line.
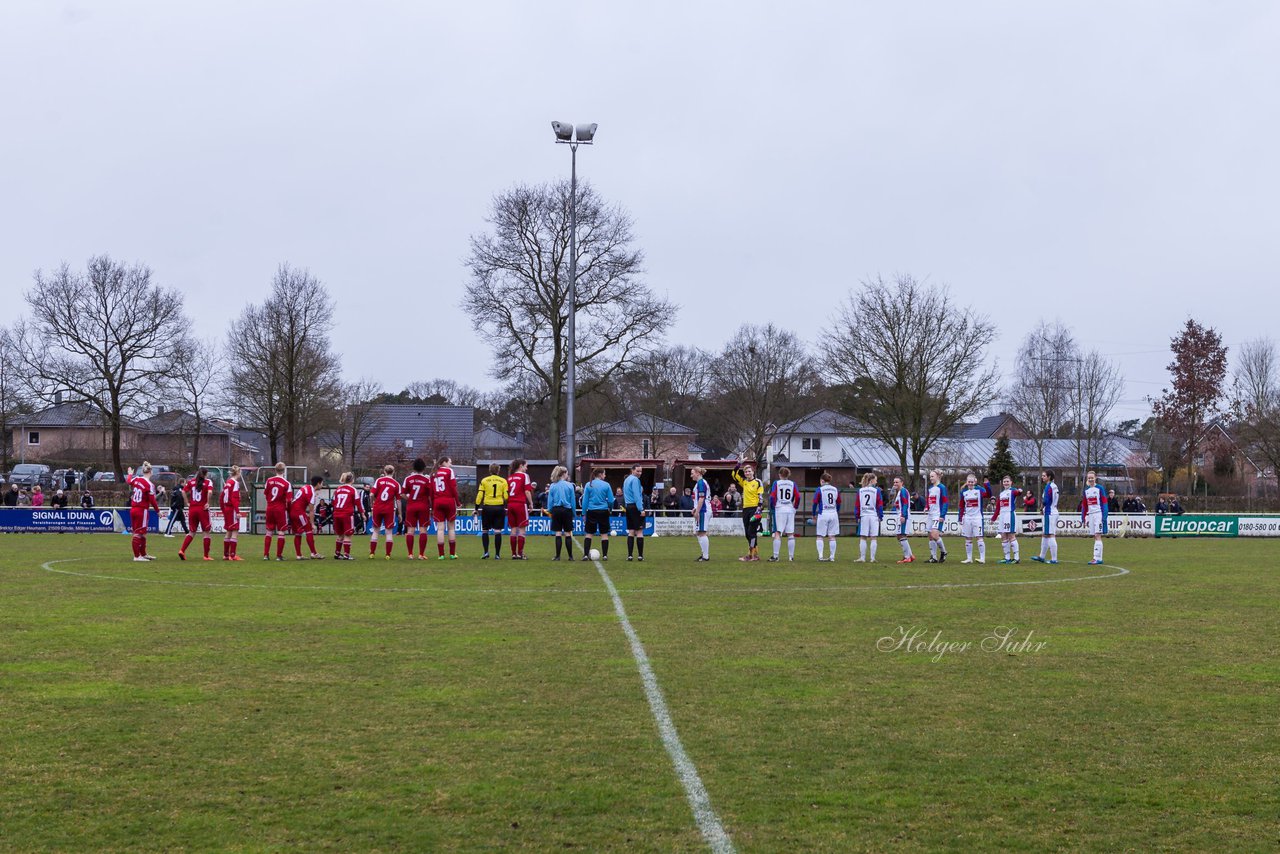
[591,554,736,854]
[36,558,1130,596]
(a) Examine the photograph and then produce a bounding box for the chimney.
[515,429,525,446]
[54,390,63,405]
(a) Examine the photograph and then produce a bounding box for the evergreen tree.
[987,435,1020,483]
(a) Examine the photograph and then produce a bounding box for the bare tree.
[0,325,30,473]
[170,336,222,465]
[332,378,386,469]
[395,379,484,407]
[226,265,344,463]
[610,346,711,454]
[1007,320,1078,470]
[16,256,186,478]
[706,325,819,464]
[462,181,674,455]
[1231,337,1280,493]
[826,275,1000,486]
[1069,350,1125,483]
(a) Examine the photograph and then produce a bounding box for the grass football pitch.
[2,532,1277,852]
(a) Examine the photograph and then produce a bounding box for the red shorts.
[507,503,529,528]
[265,507,288,532]
[405,505,431,528]
[222,508,240,532]
[290,513,313,534]
[372,510,395,530]
[432,501,457,523]
[188,507,212,532]
[130,508,149,534]
[333,515,354,536]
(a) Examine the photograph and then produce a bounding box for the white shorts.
[1086,514,1104,536]
[816,513,840,538]
[858,516,880,538]
[928,517,944,533]
[960,516,984,539]
[695,505,712,533]
[997,518,1013,535]
[773,507,796,535]
[1043,510,1059,535]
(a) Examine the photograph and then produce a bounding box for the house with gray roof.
[322,404,475,468]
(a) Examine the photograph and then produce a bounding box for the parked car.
[9,464,52,487]
[92,471,117,483]
[52,468,81,489]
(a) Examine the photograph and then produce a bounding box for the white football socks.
[817,540,825,560]
[698,535,709,559]
[787,538,795,559]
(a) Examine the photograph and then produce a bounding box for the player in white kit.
[957,474,989,563]
[811,471,841,561]
[926,469,949,563]
[768,466,798,562]
[1080,470,1108,564]
[855,473,884,562]
[1030,470,1061,564]
[992,475,1023,564]
[889,476,914,563]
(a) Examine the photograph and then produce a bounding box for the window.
[802,437,821,451]
[27,431,39,446]
[404,439,414,449]
[642,439,652,459]
[577,443,597,457]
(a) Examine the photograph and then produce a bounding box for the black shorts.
[550,506,575,533]
[480,506,506,531]
[625,505,645,531]
[585,509,611,536]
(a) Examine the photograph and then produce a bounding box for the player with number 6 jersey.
[369,465,400,559]
[263,461,292,560]
[331,473,359,559]
[402,458,433,559]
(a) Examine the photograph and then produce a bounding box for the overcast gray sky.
[3,1,1277,421]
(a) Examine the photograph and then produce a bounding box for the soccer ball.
[589,548,601,561]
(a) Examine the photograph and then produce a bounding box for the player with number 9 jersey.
[264,465,292,534]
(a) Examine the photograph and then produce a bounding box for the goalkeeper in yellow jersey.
[475,463,509,559]
[732,462,765,562]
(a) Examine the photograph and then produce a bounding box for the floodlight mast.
[551,121,596,483]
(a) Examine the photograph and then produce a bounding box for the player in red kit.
[506,459,533,560]
[331,472,358,559]
[179,467,215,561]
[432,456,460,559]
[220,464,244,560]
[402,457,433,559]
[369,464,400,559]
[263,461,292,561]
[127,462,160,561]
[291,475,325,559]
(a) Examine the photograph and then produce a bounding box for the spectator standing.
[64,470,76,490]
[711,494,724,515]
[2,483,18,507]
[680,487,695,516]
[81,491,95,509]
[50,489,68,509]
[18,489,31,506]
[1023,490,1036,515]
[723,485,741,513]
[1170,495,1185,515]
[662,487,680,515]
[31,485,45,507]
[165,484,188,537]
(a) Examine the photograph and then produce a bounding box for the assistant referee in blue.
[623,463,647,561]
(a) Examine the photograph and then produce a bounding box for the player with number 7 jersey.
[402,458,433,559]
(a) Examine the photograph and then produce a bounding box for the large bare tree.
[16,256,186,478]
[1068,350,1125,483]
[610,346,712,454]
[826,274,1000,486]
[1007,320,1078,470]
[1231,337,1280,494]
[706,325,819,464]
[332,378,387,469]
[226,264,343,463]
[169,336,222,465]
[0,325,30,473]
[462,180,674,456]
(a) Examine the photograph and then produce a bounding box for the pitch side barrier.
[0,507,157,533]
[651,512,1280,538]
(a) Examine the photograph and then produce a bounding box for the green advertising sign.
[1154,515,1239,538]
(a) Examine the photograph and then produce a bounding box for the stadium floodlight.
[551,120,597,481]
